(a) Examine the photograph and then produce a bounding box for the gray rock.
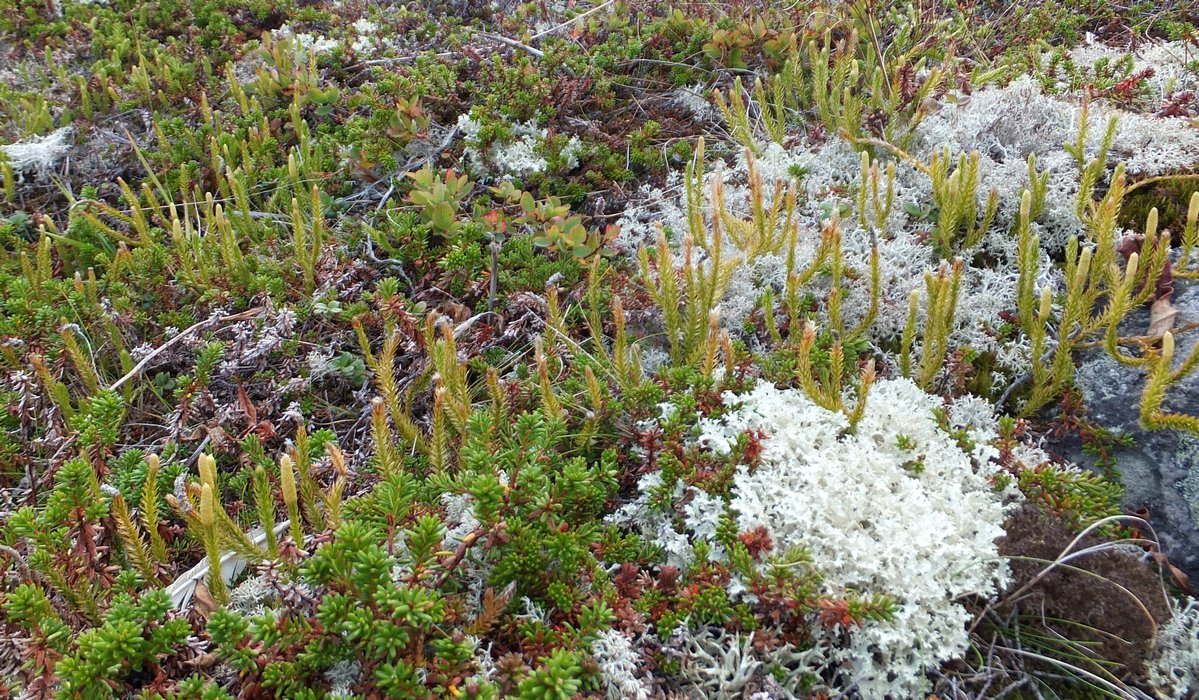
[1066,280,1199,585]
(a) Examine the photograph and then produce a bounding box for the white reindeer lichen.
[1,127,73,182]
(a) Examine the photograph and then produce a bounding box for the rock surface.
[1066,280,1199,585]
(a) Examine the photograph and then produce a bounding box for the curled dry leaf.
[1147,296,1178,338]
[190,581,218,620]
[1151,550,1192,595]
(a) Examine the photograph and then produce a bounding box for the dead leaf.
[191,580,218,620]
[204,424,235,451]
[1148,296,1178,338]
[181,426,206,442]
[440,301,472,324]
[1151,550,1192,594]
[185,652,220,670]
[237,383,257,426]
[1157,257,1175,300]
[252,421,277,441]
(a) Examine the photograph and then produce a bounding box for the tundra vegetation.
[2,0,1199,698]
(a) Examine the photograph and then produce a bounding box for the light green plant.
[687,138,877,356]
[110,485,156,579]
[12,93,55,137]
[756,212,879,350]
[858,151,895,231]
[1140,331,1199,434]
[1026,152,1049,222]
[197,482,229,605]
[66,270,132,400]
[291,185,326,295]
[545,285,567,354]
[432,321,473,434]
[322,445,348,529]
[1064,98,1120,224]
[1175,191,1199,278]
[900,259,963,390]
[928,148,999,257]
[429,385,452,474]
[794,319,876,428]
[354,317,428,457]
[714,77,762,156]
[638,226,734,371]
[1,152,14,202]
[406,165,471,235]
[534,336,564,422]
[638,141,743,369]
[742,7,955,155]
[584,258,610,365]
[753,76,788,147]
[172,453,276,606]
[252,465,279,559]
[713,150,796,260]
[247,34,340,110]
[1015,177,1171,416]
[370,396,404,477]
[289,424,322,532]
[142,454,169,564]
[810,29,864,142]
[609,295,641,391]
[31,352,75,421]
[58,319,101,396]
[578,364,607,449]
[279,454,304,547]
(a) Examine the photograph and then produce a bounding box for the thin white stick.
[108,307,264,391]
[529,0,618,40]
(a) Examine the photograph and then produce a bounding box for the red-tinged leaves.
[466,582,517,636]
[816,598,858,628]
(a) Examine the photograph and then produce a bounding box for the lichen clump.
[706,379,1012,696]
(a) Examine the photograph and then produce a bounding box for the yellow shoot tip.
[198,453,216,489]
[329,445,346,477]
[1125,252,1139,283]
[199,482,215,528]
[1038,286,1052,323]
[280,454,297,506]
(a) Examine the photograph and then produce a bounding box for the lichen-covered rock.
[1150,596,1199,700]
[1069,280,1199,583]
